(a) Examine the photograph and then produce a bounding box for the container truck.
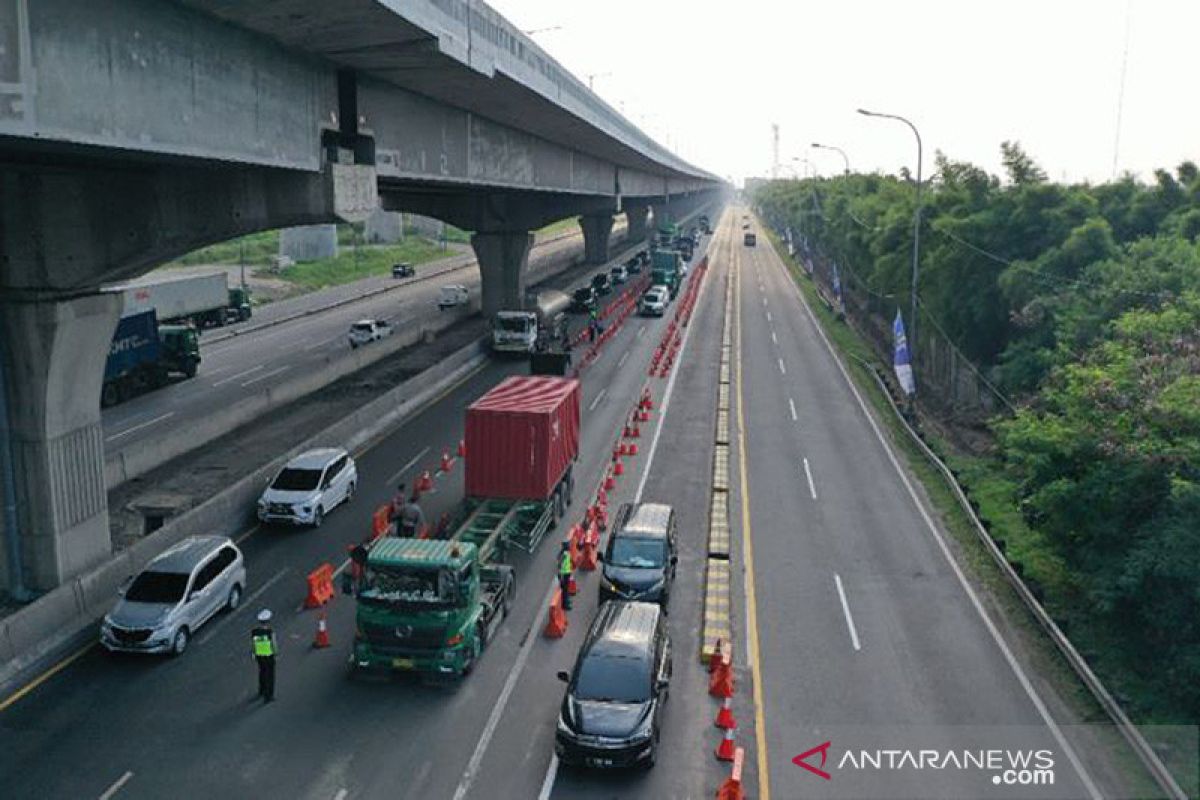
[118,271,252,328]
[351,375,580,678]
[492,289,571,355]
[650,250,684,299]
[102,310,201,407]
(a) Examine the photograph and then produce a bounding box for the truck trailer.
[650,249,684,298]
[351,375,581,678]
[118,271,252,328]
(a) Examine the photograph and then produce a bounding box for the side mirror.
[670,555,678,566]
[556,670,570,683]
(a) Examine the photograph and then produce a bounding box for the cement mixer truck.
[491,289,572,355]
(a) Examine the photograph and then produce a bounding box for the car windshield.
[125,570,189,604]
[359,565,459,606]
[574,289,592,301]
[351,323,373,332]
[496,316,531,333]
[271,467,322,491]
[608,536,665,569]
[574,654,650,703]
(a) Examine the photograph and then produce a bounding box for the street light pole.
[811,142,850,174]
[857,108,922,388]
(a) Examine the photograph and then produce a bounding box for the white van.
[438,284,469,310]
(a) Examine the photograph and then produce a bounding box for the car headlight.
[644,578,665,595]
[599,574,619,592]
[629,712,654,742]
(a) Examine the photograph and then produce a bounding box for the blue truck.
[102,310,201,407]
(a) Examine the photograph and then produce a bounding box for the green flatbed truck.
[351,375,580,679]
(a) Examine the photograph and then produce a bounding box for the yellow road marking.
[734,215,771,799]
[0,641,93,713]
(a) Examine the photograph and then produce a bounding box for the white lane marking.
[777,358,786,375]
[771,331,778,345]
[451,576,559,800]
[618,351,630,368]
[98,771,134,800]
[105,412,174,442]
[241,365,290,387]
[588,388,608,411]
[789,398,798,421]
[803,457,817,499]
[536,755,560,800]
[304,336,340,351]
[211,365,263,387]
[203,364,234,377]
[196,568,290,646]
[385,446,430,486]
[333,790,348,800]
[636,325,647,338]
[766,311,772,323]
[834,574,862,652]
[770,237,1104,799]
[761,297,767,307]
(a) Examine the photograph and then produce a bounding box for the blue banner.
[893,310,916,396]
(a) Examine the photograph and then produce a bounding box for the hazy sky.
[487,0,1198,186]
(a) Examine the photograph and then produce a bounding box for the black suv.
[591,272,612,295]
[571,286,597,313]
[600,503,677,606]
[555,601,672,769]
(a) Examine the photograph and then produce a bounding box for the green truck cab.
[650,250,683,298]
[159,324,201,378]
[352,538,514,678]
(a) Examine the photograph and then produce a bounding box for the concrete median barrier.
[1,334,489,697]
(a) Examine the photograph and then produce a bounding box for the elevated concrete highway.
[0,0,725,592]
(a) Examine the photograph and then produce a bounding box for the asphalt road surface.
[100,228,620,463]
[729,213,1107,799]
[0,221,719,800]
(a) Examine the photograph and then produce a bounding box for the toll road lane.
[734,222,1099,798]
[99,227,641,466]
[0,230,703,800]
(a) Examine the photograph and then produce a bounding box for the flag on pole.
[893,310,916,396]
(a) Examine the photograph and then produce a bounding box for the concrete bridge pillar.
[0,293,122,591]
[580,214,615,265]
[624,205,650,243]
[472,231,534,318]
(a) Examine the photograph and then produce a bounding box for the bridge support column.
[624,205,650,243]
[472,231,534,319]
[580,214,614,264]
[0,293,121,592]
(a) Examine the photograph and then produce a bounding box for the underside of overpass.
[0,0,726,595]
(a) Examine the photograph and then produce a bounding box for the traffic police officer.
[558,541,573,611]
[251,609,278,702]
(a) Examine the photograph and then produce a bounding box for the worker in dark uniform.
[558,541,574,611]
[251,609,278,703]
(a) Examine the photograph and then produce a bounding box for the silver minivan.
[101,536,246,656]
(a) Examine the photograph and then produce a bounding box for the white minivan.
[438,284,470,310]
[257,448,357,527]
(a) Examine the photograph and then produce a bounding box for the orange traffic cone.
[313,612,331,649]
[604,472,616,490]
[457,439,467,458]
[567,574,578,596]
[417,470,434,493]
[543,589,568,638]
[627,441,639,456]
[614,458,625,477]
[715,696,736,729]
[709,659,735,698]
[716,726,737,761]
[440,450,454,473]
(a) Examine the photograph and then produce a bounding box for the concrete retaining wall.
[1,335,490,694]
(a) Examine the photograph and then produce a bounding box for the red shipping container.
[465,376,581,501]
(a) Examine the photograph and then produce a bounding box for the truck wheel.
[183,360,198,379]
[240,308,251,322]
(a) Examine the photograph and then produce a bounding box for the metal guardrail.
[851,352,1187,800]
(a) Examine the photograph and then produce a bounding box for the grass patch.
[537,218,582,237]
[275,239,448,291]
[174,229,280,267]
